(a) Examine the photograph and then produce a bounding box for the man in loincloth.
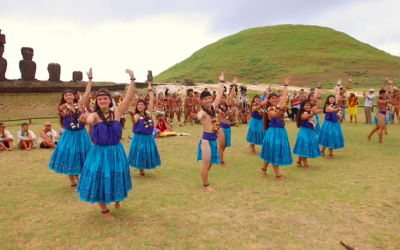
[184,89,195,125]
[390,87,400,125]
[168,91,183,127]
[367,78,396,143]
[337,76,352,123]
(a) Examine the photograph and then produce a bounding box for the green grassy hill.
[155,25,400,84]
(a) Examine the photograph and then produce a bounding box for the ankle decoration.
[101,209,110,214]
[203,183,210,187]
[71,184,78,187]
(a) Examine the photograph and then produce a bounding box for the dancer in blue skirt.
[216,77,237,168]
[128,81,161,178]
[293,97,322,170]
[191,71,227,191]
[48,68,93,191]
[77,69,135,221]
[308,86,323,136]
[246,95,267,155]
[318,79,345,159]
[260,76,292,182]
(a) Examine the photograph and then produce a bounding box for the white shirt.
[17,130,36,144]
[0,130,14,141]
[364,93,375,107]
[38,129,59,145]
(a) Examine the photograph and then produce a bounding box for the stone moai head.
[72,71,83,82]
[48,63,61,82]
[21,47,34,61]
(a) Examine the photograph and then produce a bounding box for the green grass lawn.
[1,110,400,249]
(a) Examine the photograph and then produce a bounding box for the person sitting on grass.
[17,123,36,151]
[0,123,14,152]
[38,121,60,148]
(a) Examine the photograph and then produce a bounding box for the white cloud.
[0,14,226,83]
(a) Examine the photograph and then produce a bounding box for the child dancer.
[77,69,135,221]
[246,95,267,155]
[318,79,345,159]
[260,76,292,182]
[293,96,322,170]
[128,81,161,178]
[48,68,93,190]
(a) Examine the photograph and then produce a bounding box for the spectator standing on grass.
[38,121,60,148]
[261,91,268,102]
[0,123,14,152]
[289,90,301,121]
[363,89,375,124]
[17,123,36,151]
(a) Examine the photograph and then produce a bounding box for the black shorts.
[40,142,57,148]
[2,141,9,148]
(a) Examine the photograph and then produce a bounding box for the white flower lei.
[67,103,81,129]
[305,112,316,129]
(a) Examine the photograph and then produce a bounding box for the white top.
[364,93,375,107]
[17,130,36,144]
[38,129,59,144]
[0,130,14,141]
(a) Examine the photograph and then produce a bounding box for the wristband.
[131,78,136,81]
[88,77,93,80]
[148,90,153,92]
[220,80,225,83]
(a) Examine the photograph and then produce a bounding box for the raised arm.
[147,82,154,112]
[386,78,394,93]
[343,76,352,92]
[78,68,93,108]
[227,77,238,106]
[212,71,225,108]
[278,76,291,106]
[335,79,342,105]
[116,69,135,116]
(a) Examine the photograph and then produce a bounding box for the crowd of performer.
[1,69,398,221]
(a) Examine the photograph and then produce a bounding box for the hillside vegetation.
[155,25,400,84]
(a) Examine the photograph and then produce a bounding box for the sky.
[1,0,399,83]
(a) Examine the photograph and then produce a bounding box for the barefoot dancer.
[77,69,134,221]
[192,72,225,191]
[260,77,292,182]
[391,87,400,125]
[338,77,352,123]
[168,87,183,127]
[368,78,396,143]
[216,77,237,168]
[246,95,266,155]
[128,82,161,178]
[48,68,93,190]
[293,97,322,170]
[308,87,322,136]
[318,79,345,159]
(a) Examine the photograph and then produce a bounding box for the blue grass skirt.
[128,133,161,170]
[260,127,293,166]
[48,128,92,175]
[246,118,265,145]
[315,114,321,135]
[222,127,231,147]
[77,143,132,204]
[293,127,322,158]
[197,139,220,165]
[318,120,344,149]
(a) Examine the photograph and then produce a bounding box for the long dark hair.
[135,100,148,114]
[262,93,278,131]
[296,100,311,128]
[250,95,261,107]
[323,95,335,113]
[59,89,77,126]
[94,88,113,112]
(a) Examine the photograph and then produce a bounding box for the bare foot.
[303,165,312,171]
[321,151,325,156]
[367,136,371,142]
[5,148,11,151]
[26,148,32,151]
[139,174,147,179]
[296,162,302,167]
[276,176,287,182]
[379,141,384,144]
[203,186,216,191]
[385,132,389,135]
[115,202,121,210]
[102,212,116,222]
[260,168,268,177]
[70,185,78,192]
[221,162,230,168]
[329,155,337,160]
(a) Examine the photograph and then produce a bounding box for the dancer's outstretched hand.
[87,68,93,79]
[232,77,238,85]
[284,76,291,86]
[219,71,225,82]
[267,85,272,92]
[148,82,152,90]
[125,69,134,78]
[348,76,352,83]
[337,79,342,86]
[387,78,394,85]
[316,82,322,89]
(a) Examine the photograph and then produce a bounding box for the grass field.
[1,109,400,249]
[154,25,400,84]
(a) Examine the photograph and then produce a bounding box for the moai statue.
[48,63,61,82]
[72,71,83,82]
[147,70,153,82]
[0,30,7,81]
[19,47,36,80]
